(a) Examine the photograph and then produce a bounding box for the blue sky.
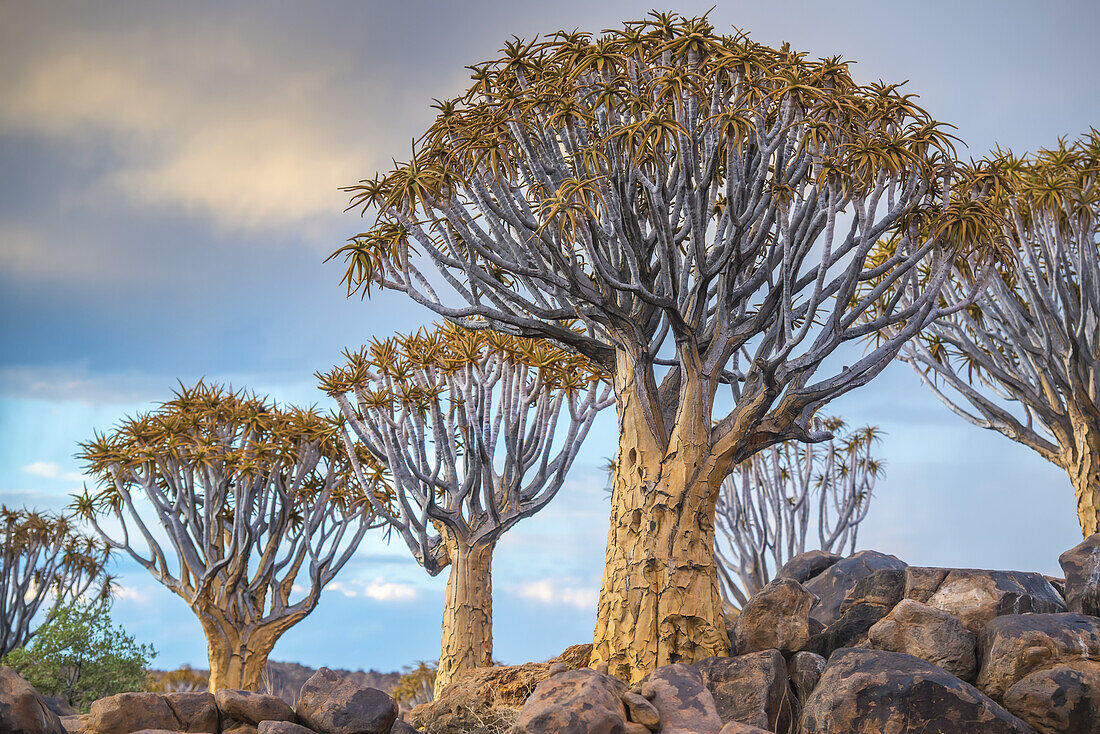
[1,0,1097,673]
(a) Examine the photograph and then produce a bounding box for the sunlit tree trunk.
[591,354,731,683]
[1068,411,1100,537]
[199,608,285,691]
[434,537,495,696]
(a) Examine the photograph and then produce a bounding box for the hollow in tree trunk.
[1068,411,1100,537]
[198,609,283,691]
[590,355,731,683]
[434,538,495,696]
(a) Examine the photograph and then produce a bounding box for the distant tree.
[73,382,385,691]
[0,506,111,656]
[391,661,437,709]
[892,132,1100,536]
[714,418,882,609]
[320,324,611,694]
[3,599,155,712]
[329,11,1006,679]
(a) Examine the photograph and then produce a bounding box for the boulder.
[733,579,817,655]
[694,651,796,733]
[719,724,774,734]
[905,566,950,602]
[164,692,218,733]
[222,723,257,734]
[408,662,550,733]
[552,644,592,670]
[0,666,65,734]
[215,690,296,725]
[636,664,722,734]
[257,722,319,734]
[787,652,825,703]
[1059,532,1100,616]
[87,692,180,734]
[868,599,978,681]
[620,691,659,730]
[60,714,90,734]
[512,668,628,734]
[803,550,906,626]
[776,550,842,585]
[296,668,397,734]
[799,648,1036,734]
[923,569,1067,634]
[977,613,1100,702]
[42,696,75,718]
[387,721,417,734]
[1002,660,1100,734]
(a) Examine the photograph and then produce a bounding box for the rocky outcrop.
[0,666,65,734]
[786,652,824,704]
[512,668,628,734]
[87,693,183,734]
[1059,532,1100,616]
[1002,660,1100,734]
[920,570,1066,634]
[799,648,1036,734]
[636,664,722,734]
[775,550,841,585]
[256,723,318,734]
[732,579,817,655]
[977,613,1100,702]
[803,550,906,626]
[694,651,795,733]
[868,598,978,681]
[215,690,296,726]
[408,662,551,733]
[296,668,397,734]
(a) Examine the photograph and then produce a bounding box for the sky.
[1,0,1097,674]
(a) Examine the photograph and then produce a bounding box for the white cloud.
[0,17,380,234]
[516,579,599,611]
[112,585,150,604]
[22,461,85,483]
[328,578,418,602]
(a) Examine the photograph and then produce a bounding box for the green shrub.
[3,599,155,711]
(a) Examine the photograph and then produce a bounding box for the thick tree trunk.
[434,539,495,697]
[591,353,731,683]
[198,611,281,691]
[1068,414,1100,537]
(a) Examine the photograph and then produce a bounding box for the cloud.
[327,578,418,602]
[516,579,599,611]
[111,585,150,604]
[0,12,379,234]
[22,462,85,483]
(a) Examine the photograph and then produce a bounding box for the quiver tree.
[329,12,1006,680]
[319,324,612,693]
[0,507,111,656]
[73,381,385,691]
[714,418,881,609]
[892,131,1100,536]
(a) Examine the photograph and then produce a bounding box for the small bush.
[3,600,155,711]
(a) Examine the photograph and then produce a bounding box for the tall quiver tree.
[328,13,1006,680]
[0,507,111,656]
[894,132,1100,536]
[73,382,385,691]
[714,419,881,609]
[320,324,612,694]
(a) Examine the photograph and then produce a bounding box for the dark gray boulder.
[1059,532,1100,616]
[295,668,397,734]
[775,551,842,586]
[977,612,1100,702]
[799,648,1036,734]
[803,550,907,626]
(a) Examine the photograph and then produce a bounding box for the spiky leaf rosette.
[318,322,612,572]
[884,131,1100,534]
[0,507,111,656]
[73,381,385,629]
[330,11,1005,460]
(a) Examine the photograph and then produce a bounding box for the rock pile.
[507,533,1100,734]
[6,534,1100,734]
[0,667,405,734]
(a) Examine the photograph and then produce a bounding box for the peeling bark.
[591,354,732,683]
[435,538,495,696]
[1068,414,1100,537]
